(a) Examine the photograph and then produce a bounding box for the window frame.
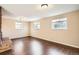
[51,18,68,30]
[33,22,40,30]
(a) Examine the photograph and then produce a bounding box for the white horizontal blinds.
[15,22,24,30]
[52,18,67,30]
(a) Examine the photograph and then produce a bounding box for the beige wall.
[30,10,79,48]
[2,17,30,39]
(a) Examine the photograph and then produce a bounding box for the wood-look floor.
[0,36,79,55]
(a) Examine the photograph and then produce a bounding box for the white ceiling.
[1,4,79,21]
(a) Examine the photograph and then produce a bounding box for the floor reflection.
[30,40,43,55]
[13,40,25,55]
[47,48,64,55]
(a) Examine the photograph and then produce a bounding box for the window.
[33,22,40,30]
[51,18,67,30]
[15,22,24,30]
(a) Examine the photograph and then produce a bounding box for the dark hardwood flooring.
[0,36,79,55]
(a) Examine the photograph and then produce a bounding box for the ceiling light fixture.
[41,4,48,8]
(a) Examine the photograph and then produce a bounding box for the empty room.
[0,4,79,55]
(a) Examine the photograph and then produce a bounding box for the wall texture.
[30,10,79,48]
[2,17,29,39]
